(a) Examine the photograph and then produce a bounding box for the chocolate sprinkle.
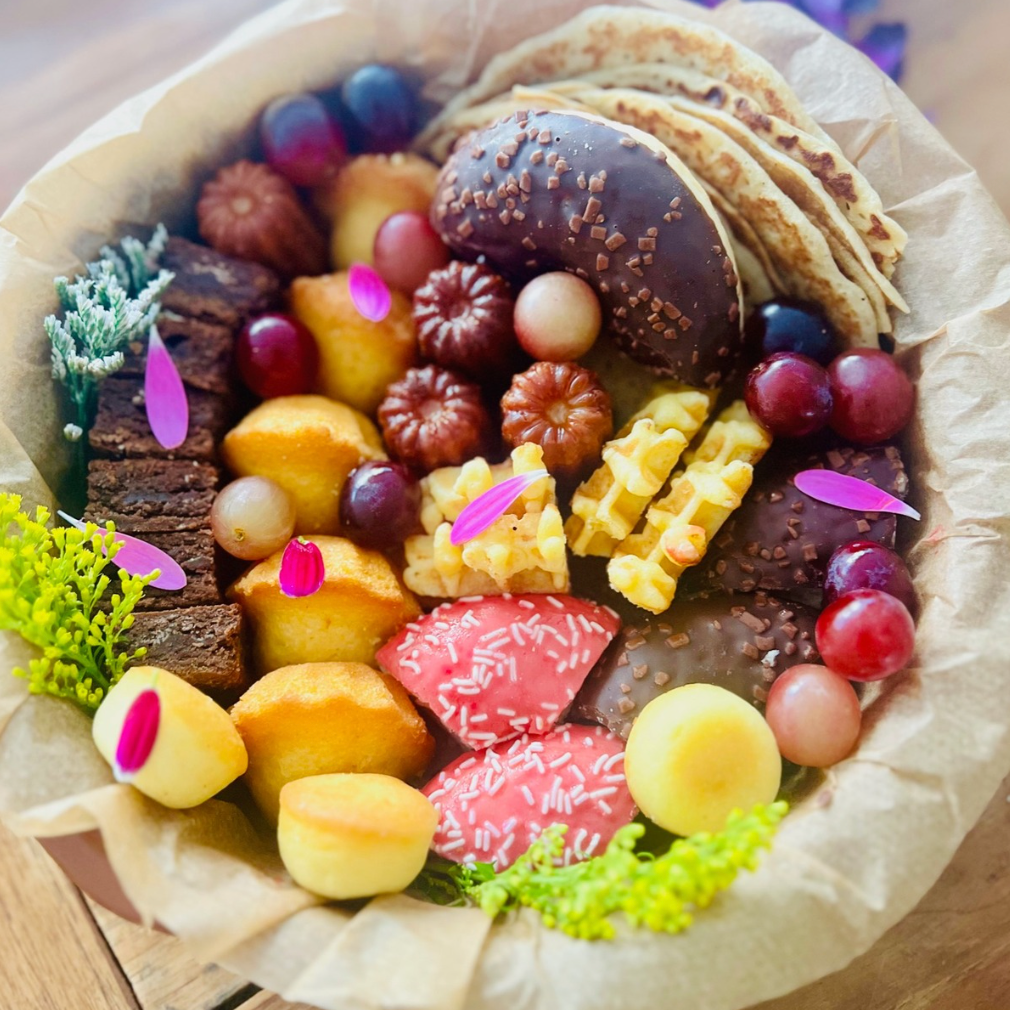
[573,595,819,739]
[431,110,743,386]
[684,442,908,605]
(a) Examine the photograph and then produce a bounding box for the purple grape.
[260,93,347,188]
[746,298,838,365]
[340,65,418,152]
[744,352,832,438]
[828,348,914,445]
[339,461,421,549]
[824,540,916,614]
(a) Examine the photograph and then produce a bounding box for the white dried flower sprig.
[96,222,170,296]
[45,225,174,441]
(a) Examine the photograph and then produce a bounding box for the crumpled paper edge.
[0,2,1009,1009]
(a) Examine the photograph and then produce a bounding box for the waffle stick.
[566,385,714,558]
[608,401,772,614]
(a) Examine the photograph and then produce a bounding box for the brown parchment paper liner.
[2,1,1010,1007]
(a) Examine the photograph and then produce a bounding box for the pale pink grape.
[765,664,862,768]
[514,272,601,361]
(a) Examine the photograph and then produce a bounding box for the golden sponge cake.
[222,395,386,535]
[228,536,421,673]
[278,773,438,899]
[230,662,434,823]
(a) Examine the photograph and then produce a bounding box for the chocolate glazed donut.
[431,109,744,388]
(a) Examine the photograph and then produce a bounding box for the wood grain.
[87,900,255,1010]
[0,821,138,1010]
[230,991,319,1010]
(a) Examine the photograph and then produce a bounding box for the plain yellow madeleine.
[221,394,385,536]
[228,536,420,674]
[278,773,438,900]
[290,273,416,416]
[322,153,440,268]
[625,683,781,836]
[230,661,434,824]
[93,666,247,809]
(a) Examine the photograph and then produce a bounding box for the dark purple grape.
[744,352,832,438]
[746,298,838,365]
[260,93,347,188]
[339,461,421,549]
[824,541,916,614]
[340,65,418,152]
[828,348,914,445]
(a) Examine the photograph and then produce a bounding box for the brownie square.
[85,458,219,533]
[89,376,230,462]
[121,315,236,396]
[160,237,280,328]
[134,528,221,611]
[129,604,250,699]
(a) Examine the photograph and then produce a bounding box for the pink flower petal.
[279,538,326,597]
[145,327,189,449]
[794,469,921,520]
[58,511,188,590]
[348,262,392,322]
[114,688,160,781]
[450,470,549,546]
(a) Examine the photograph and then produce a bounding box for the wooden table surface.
[2,2,1010,1008]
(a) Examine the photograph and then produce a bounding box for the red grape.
[373,212,451,293]
[765,664,862,767]
[260,93,347,188]
[828,348,914,444]
[236,313,319,399]
[339,461,421,549]
[825,540,916,613]
[816,589,915,682]
[514,272,602,361]
[746,298,837,364]
[744,352,832,437]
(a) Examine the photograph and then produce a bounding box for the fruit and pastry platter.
[4,3,1010,1006]
[0,4,924,933]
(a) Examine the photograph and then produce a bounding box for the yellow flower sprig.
[0,493,155,711]
[412,802,787,940]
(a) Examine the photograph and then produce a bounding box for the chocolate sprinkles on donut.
[431,109,744,387]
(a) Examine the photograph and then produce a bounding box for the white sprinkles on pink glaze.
[422,723,636,869]
[376,594,620,750]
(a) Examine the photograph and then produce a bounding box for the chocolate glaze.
[432,110,743,388]
[683,443,908,604]
[573,593,820,739]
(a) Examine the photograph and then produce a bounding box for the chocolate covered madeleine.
[573,593,820,739]
[684,443,908,602]
[432,110,743,387]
